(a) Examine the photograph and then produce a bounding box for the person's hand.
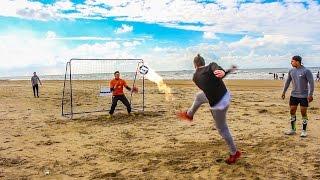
[230,65,238,72]
[281,93,285,99]
[214,70,225,78]
[132,87,138,93]
[308,96,313,102]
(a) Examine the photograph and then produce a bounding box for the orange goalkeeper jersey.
[109,79,128,96]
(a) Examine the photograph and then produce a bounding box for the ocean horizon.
[1,67,319,81]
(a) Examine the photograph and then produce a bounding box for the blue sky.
[0,0,319,76]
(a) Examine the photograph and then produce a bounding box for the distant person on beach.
[31,72,42,98]
[274,73,276,80]
[316,71,320,81]
[177,54,240,164]
[109,71,138,116]
[280,73,285,80]
[282,56,314,137]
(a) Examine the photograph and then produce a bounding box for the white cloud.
[0,0,319,75]
[85,0,131,7]
[0,32,143,76]
[229,35,289,49]
[44,35,147,42]
[122,41,141,47]
[215,0,239,8]
[43,30,150,42]
[0,0,75,21]
[1,31,319,77]
[203,32,218,39]
[115,24,133,34]
[0,33,66,74]
[152,47,164,52]
[46,31,57,39]
[47,36,112,41]
[1,0,319,42]
[54,0,74,11]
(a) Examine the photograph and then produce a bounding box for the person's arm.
[210,62,224,71]
[125,85,132,91]
[210,62,225,78]
[306,70,314,102]
[282,70,292,99]
[37,76,42,85]
[224,65,237,77]
[123,80,132,91]
[124,81,138,92]
[110,81,115,92]
[211,63,237,78]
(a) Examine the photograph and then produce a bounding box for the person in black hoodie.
[177,54,241,164]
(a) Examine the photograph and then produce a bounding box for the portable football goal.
[61,58,146,118]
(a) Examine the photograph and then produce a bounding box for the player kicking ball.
[177,54,240,165]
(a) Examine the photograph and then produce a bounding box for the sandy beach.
[0,79,319,179]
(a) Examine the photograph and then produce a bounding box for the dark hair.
[194,54,205,67]
[292,56,302,64]
[114,71,120,75]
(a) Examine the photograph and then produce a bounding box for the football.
[139,65,149,75]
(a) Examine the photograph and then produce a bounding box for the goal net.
[61,58,145,118]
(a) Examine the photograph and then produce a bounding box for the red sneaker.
[176,111,193,122]
[225,150,241,164]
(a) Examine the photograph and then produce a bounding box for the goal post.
[61,58,145,118]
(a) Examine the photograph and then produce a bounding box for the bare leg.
[290,105,298,131]
[300,106,308,131]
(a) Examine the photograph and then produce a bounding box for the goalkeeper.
[109,71,138,115]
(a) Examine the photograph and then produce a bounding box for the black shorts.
[289,96,308,107]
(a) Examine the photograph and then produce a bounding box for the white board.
[99,87,112,96]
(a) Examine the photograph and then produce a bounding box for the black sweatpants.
[109,94,131,115]
[32,84,39,97]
